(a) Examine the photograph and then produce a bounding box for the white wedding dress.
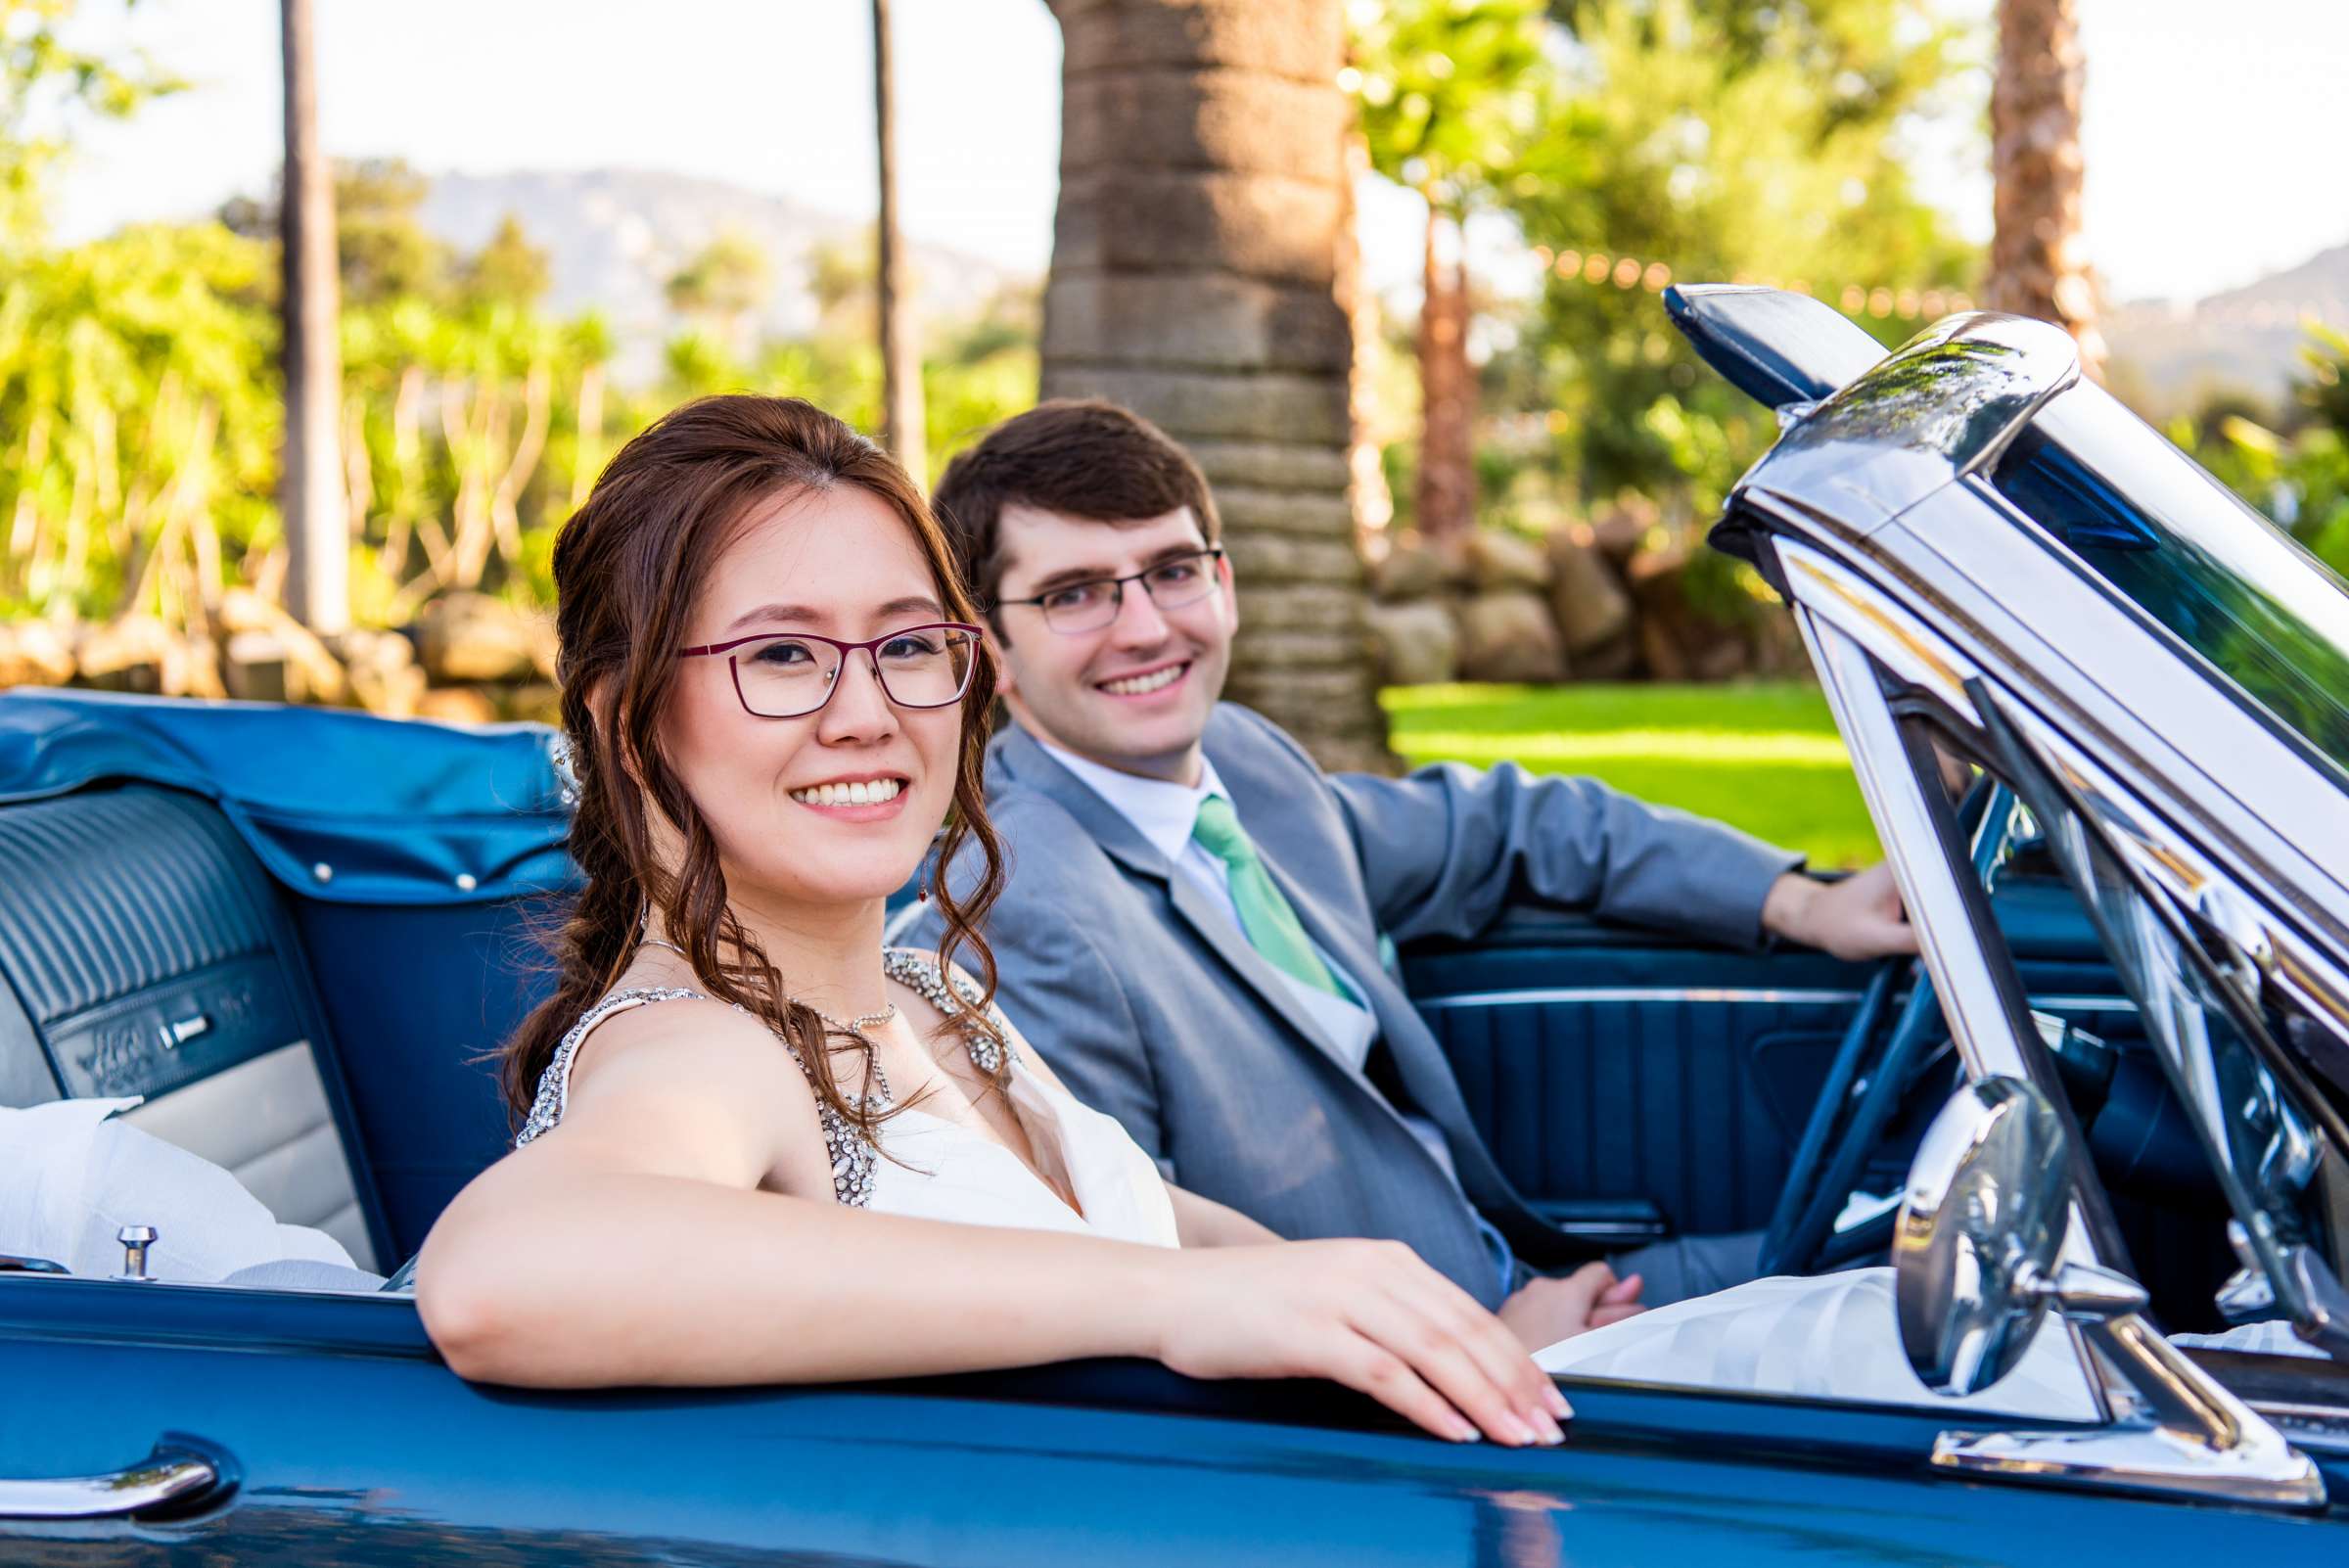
[516,947,1180,1249]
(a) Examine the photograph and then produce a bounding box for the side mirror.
[1893,1075,2142,1395]
[1891,1075,2326,1508]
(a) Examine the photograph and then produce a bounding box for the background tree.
[1042,0,1388,770]
[1352,0,1547,547]
[1984,0,2101,376]
[0,0,175,247]
[278,0,345,633]
[1500,0,1979,510]
[871,0,926,479]
[664,229,771,358]
[456,211,550,312]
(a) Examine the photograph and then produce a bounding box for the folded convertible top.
[0,688,576,906]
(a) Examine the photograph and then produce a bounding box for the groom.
[906,400,1916,1341]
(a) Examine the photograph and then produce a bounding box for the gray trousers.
[1612,1228,1767,1307]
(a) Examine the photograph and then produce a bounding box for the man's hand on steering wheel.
[1762,862,1919,961]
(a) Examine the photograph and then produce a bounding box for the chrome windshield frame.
[1736,443,2349,962]
[1776,535,2349,1361]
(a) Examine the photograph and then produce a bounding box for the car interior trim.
[1415,987,1867,1010]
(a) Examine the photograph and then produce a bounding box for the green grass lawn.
[1379,681,1883,869]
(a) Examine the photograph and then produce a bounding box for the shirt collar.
[1032,733,1229,866]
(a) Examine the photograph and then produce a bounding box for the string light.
[1549,245,1974,319]
[1533,244,2345,328]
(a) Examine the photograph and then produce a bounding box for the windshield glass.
[1986,384,2349,789]
[1996,734,2349,1360]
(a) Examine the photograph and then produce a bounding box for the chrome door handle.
[0,1436,233,1519]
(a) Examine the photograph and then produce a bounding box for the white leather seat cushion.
[117,1041,377,1271]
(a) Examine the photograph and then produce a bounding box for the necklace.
[638,935,899,1036]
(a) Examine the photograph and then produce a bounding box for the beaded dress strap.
[881,947,1015,1075]
[519,983,886,1208]
[516,987,707,1150]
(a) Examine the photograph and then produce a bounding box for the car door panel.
[4,1280,2337,1565]
[1404,884,2138,1234]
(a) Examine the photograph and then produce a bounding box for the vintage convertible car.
[1,287,2346,1562]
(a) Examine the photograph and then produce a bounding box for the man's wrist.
[1759,870,1820,946]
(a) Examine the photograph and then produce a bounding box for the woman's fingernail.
[1505,1415,1539,1446]
[1544,1385,1571,1419]
[1534,1410,1567,1446]
[1455,1419,1483,1443]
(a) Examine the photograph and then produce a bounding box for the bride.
[416,393,1574,1449]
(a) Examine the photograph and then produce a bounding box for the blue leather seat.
[0,690,578,1263]
[0,785,395,1269]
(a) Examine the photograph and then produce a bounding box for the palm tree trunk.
[872,0,927,479]
[279,0,347,632]
[1986,0,2104,377]
[1415,206,1474,546]
[1042,0,1390,771]
[1336,115,1394,556]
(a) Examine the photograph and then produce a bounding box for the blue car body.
[6,287,2349,1558]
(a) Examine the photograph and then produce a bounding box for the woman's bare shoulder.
[553,992,826,1187]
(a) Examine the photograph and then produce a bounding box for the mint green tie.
[1191,795,1345,999]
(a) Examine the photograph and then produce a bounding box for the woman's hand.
[1144,1239,1572,1446]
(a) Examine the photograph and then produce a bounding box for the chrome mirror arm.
[1937,1286,2324,1509]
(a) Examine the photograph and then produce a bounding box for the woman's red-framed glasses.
[676,623,983,719]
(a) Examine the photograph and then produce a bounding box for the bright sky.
[44,0,2349,305]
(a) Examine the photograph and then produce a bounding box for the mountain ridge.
[416,166,1034,382]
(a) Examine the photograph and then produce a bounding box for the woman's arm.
[415,1007,1569,1446]
[1169,1183,1281,1247]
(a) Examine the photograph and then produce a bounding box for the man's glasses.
[676,623,982,719]
[992,548,1226,635]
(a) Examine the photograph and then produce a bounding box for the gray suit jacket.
[907,704,1800,1308]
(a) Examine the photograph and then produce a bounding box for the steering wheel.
[1756,779,2011,1277]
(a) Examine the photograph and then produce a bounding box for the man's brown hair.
[931,399,1221,617]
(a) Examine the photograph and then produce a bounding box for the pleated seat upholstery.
[0,785,390,1271]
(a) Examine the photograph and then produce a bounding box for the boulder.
[222,630,291,704]
[1692,631,1754,682]
[1366,537,1457,603]
[1456,591,1568,684]
[1590,493,1663,564]
[1624,541,1690,609]
[73,615,177,694]
[1364,600,1458,687]
[218,587,346,702]
[1545,527,1633,654]
[415,685,500,726]
[413,592,556,684]
[1465,529,1551,593]
[1636,614,1692,683]
[1573,631,1640,682]
[336,628,426,718]
[0,619,76,688]
[502,682,565,726]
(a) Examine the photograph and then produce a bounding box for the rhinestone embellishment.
[882,947,1012,1076]
[519,952,1009,1211]
[517,987,703,1149]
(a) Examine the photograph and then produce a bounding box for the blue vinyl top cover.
[0,689,576,906]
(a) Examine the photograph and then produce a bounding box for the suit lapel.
[1218,736,1534,1222]
[992,725,1375,1082]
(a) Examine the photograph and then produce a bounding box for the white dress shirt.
[1038,739,1464,1185]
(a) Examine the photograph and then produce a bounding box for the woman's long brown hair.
[498,394,1009,1141]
